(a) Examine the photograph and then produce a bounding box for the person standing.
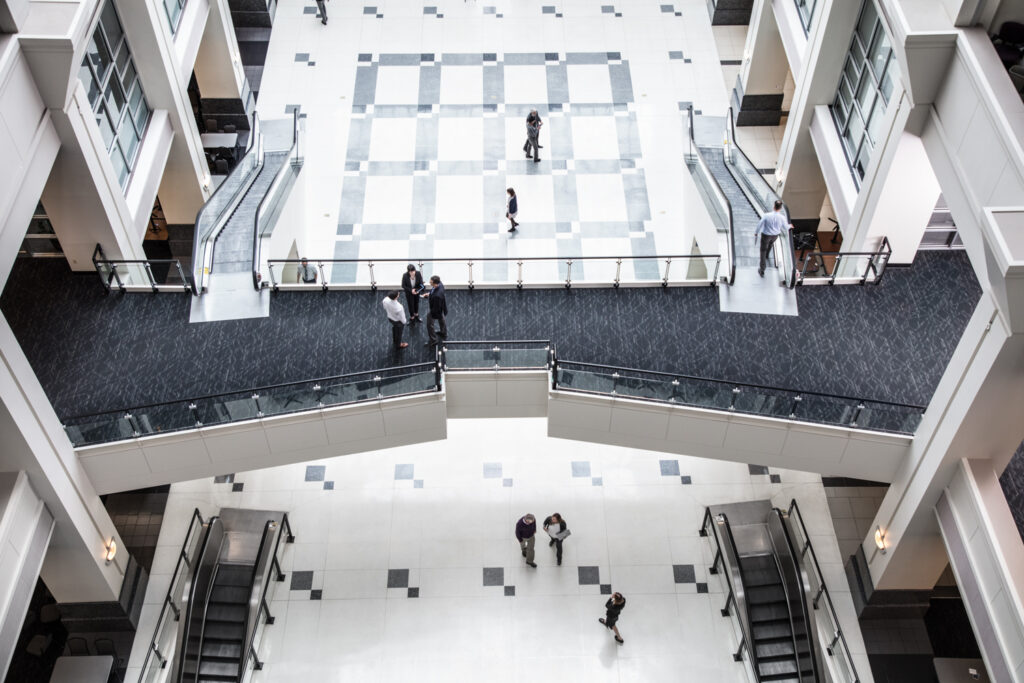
[524,113,541,163]
[297,258,318,284]
[515,514,538,568]
[506,188,519,233]
[401,264,424,323]
[599,593,626,644]
[315,0,328,24]
[523,109,543,156]
[421,275,448,347]
[381,290,408,350]
[543,513,570,566]
[754,200,793,277]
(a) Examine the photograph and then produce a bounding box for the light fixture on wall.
[104,537,117,565]
[874,526,887,555]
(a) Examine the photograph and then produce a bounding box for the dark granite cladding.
[0,252,979,420]
[999,440,1024,544]
[736,93,784,127]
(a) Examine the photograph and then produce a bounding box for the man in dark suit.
[401,264,424,323]
[315,0,327,24]
[422,275,448,347]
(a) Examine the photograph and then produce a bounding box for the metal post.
[468,261,474,290]
[272,555,285,582]
[189,402,201,427]
[268,263,278,292]
[143,262,158,292]
[111,264,125,293]
[850,402,864,428]
[314,383,323,407]
[662,258,671,287]
[710,547,722,575]
[251,645,264,671]
[253,393,263,417]
[813,585,824,609]
[789,395,802,419]
[722,589,734,617]
[711,256,721,286]
[733,636,745,662]
[262,597,274,625]
[729,386,741,410]
[516,260,524,289]
[317,263,327,288]
[374,375,382,399]
[614,258,622,288]
[168,598,181,621]
[175,260,189,293]
[368,261,376,291]
[565,260,572,288]
[126,413,141,437]
[152,644,167,668]
[829,255,841,285]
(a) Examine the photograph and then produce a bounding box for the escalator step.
[752,622,794,641]
[750,602,790,623]
[747,584,786,604]
[203,621,246,640]
[201,640,243,659]
[754,639,796,659]
[207,602,247,623]
[199,659,241,678]
[211,584,251,604]
[215,564,255,587]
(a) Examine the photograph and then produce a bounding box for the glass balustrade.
[441,341,552,370]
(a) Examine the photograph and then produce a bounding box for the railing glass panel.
[253,111,303,289]
[686,106,734,284]
[554,360,924,434]
[442,341,552,370]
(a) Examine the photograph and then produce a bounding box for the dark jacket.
[507,196,518,215]
[427,283,447,319]
[605,597,626,620]
[515,517,536,541]
[543,515,565,534]
[401,270,423,295]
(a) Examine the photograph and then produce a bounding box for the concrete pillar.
[776,0,863,222]
[737,0,788,126]
[0,314,125,603]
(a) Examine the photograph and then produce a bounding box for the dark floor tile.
[387,569,409,588]
[483,567,504,586]
[414,479,423,488]
[660,459,680,476]
[770,474,781,483]
[504,585,515,596]
[310,589,322,600]
[483,462,502,478]
[323,481,334,490]
[673,564,695,584]
[578,566,600,585]
[295,53,309,62]
[748,464,769,476]
[592,477,603,486]
[395,464,414,480]
[407,587,419,598]
[680,476,692,485]
[231,483,244,492]
[305,465,326,481]
[290,571,313,590]
[571,461,591,478]
[213,474,234,484]
[696,582,708,594]
[600,584,612,595]
[503,478,513,487]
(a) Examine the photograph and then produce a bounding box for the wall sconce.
[874,526,887,555]
[104,538,117,565]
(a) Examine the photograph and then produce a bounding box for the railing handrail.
[175,515,222,683]
[192,111,262,294]
[63,362,438,423]
[554,358,926,410]
[93,258,186,265]
[252,109,302,290]
[266,254,712,264]
[787,499,861,682]
[769,508,823,683]
[441,340,552,345]
[137,508,204,678]
[687,105,736,284]
[238,519,277,680]
[725,106,797,288]
[702,508,758,676]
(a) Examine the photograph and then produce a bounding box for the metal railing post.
[368,261,376,291]
[143,262,158,292]
[711,256,721,286]
[374,375,382,399]
[189,402,201,427]
[319,262,327,292]
[614,258,622,288]
[830,255,841,285]
[174,260,191,293]
[151,644,167,669]
[272,554,285,582]
[710,547,722,575]
[253,393,263,417]
[662,258,671,287]
[733,636,746,662]
[565,259,572,288]
[268,263,279,292]
[722,588,734,617]
[789,395,802,419]
[126,412,140,436]
[850,402,864,428]
[729,386,741,410]
[468,261,474,290]
[516,260,524,289]
[111,264,125,293]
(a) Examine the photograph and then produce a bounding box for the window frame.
[163,0,187,35]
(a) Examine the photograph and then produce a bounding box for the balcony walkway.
[0,251,980,421]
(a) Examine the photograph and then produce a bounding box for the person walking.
[515,513,538,568]
[382,290,408,350]
[754,200,793,277]
[315,0,328,24]
[421,275,448,347]
[401,264,424,323]
[522,109,543,157]
[599,592,626,644]
[297,257,318,284]
[524,113,541,163]
[506,188,519,233]
[543,513,570,566]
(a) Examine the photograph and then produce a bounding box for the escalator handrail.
[769,508,823,683]
[174,515,223,683]
[252,109,302,290]
[238,519,280,680]
[703,509,758,674]
[788,499,861,682]
[725,106,797,288]
[687,105,736,285]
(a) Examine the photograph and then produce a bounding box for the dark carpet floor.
[1,251,980,420]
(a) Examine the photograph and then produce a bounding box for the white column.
[193,0,244,99]
[737,0,788,125]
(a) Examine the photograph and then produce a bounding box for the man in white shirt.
[382,290,408,350]
[754,200,793,277]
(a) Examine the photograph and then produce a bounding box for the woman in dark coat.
[401,264,424,323]
[506,188,519,233]
[599,592,626,644]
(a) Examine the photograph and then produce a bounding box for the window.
[795,0,819,35]
[163,0,186,33]
[829,0,900,185]
[77,1,152,190]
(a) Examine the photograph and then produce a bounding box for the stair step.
[207,602,247,623]
[215,564,255,587]
[211,584,251,604]
[750,602,790,623]
[752,621,794,641]
[202,621,246,640]
[198,659,241,678]
[202,639,243,660]
[754,638,796,659]
[747,584,786,605]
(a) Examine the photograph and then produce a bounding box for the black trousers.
[405,291,420,318]
[390,319,404,348]
[552,538,563,564]
[315,0,327,21]
[524,136,540,160]
[758,233,779,275]
[427,314,447,344]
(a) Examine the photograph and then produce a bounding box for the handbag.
[554,528,572,541]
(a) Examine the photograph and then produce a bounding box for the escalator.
[170,508,291,683]
[701,500,824,683]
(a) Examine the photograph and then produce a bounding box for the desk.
[49,655,113,682]
[200,132,239,148]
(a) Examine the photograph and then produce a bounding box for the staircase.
[741,554,814,683]
[183,564,253,683]
[211,151,289,275]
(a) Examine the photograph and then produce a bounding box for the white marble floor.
[256,0,736,285]
[126,418,871,682]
